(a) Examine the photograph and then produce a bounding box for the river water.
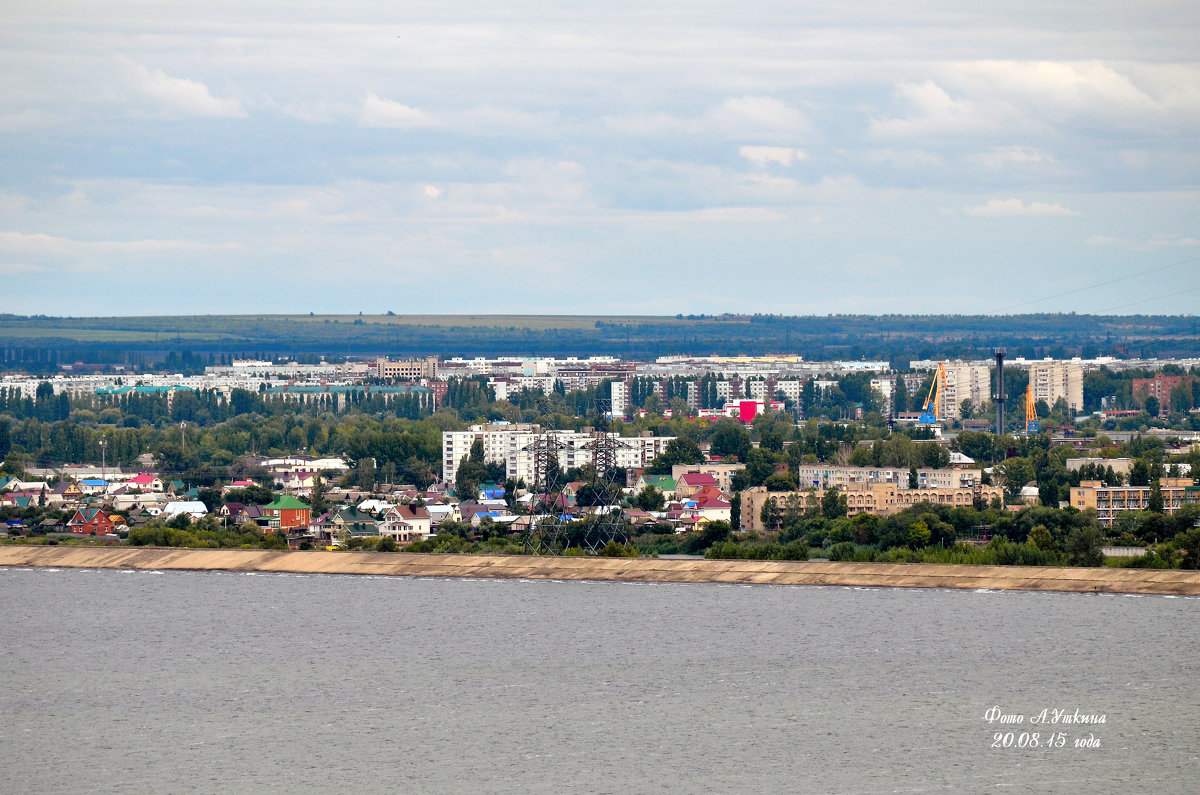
[1,567,1197,793]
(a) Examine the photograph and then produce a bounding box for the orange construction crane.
[1025,384,1038,434]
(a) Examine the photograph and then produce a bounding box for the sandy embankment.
[2,545,1199,595]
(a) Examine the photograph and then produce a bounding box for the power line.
[1096,283,1200,314]
[993,254,1200,313]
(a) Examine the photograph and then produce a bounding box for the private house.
[686,487,732,523]
[378,503,433,543]
[126,473,165,492]
[261,494,311,531]
[308,511,335,540]
[2,479,49,494]
[219,502,265,527]
[633,474,676,498]
[670,463,745,495]
[356,499,394,516]
[66,507,114,535]
[109,492,167,512]
[124,507,155,528]
[277,471,315,495]
[331,507,379,539]
[561,481,588,505]
[675,472,719,499]
[50,480,85,504]
[1,491,40,509]
[424,502,459,526]
[162,501,208,521]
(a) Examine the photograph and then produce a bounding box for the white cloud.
[604,96,809,141]
[121,56,246,119]
[964,199,1079,217]
[870,80,1020,139]
[359,92,438,129]
[860,148,944,168]
[0,230,242,256]
[873,61,1200,141]
[739,146,807,167]
[704,96,809,137]
[957,60,1200,130]
[968,146,1054,169]
[424,185,441,199]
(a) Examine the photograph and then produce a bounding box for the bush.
[598,541,639,557]
[827,542,877,562]
[706,539,808,561]
[1117,548,1175,569]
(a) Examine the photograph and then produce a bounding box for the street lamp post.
[98,438,108,484]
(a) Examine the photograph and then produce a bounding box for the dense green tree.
[892,377,909,414]
[646,437,704,474]
[225,484,274,505]
[1177,528,1200,570]
[1148,479,1164,513]
[821,487,848,520]
[1065,526,1104,567]
[634,485,665,512]
[709,421,752,461]
[760,497,781,532]
[763,473,796,492]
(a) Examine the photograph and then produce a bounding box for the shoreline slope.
[3,546,1200,594]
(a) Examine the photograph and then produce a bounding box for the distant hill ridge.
[0,313,1196,362]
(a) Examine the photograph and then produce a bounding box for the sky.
[1,0,1198,316]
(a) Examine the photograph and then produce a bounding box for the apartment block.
[1132,374,1195,417]
[842,481,1004,516]
[1069,478,1196,527]
[374,356,438,380]
[1028,360,1084,413]
[941,364,991,419]
[791,464,985,491]
[443,425,673,486]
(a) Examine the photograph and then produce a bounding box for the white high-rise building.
[941,364,991,419]
[1029,360,1084,413]
[610,380,630,418]
[443,426,674,486]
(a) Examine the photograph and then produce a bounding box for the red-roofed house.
[127,473,164,492]
[67,507,115,535]
[691,493,732,523]
[676,472,718,498]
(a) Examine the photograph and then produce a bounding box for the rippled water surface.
[2,567,1198,793]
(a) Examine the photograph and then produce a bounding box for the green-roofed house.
[332,506,379,538]
[634,474,677,498]
[262,494,311,530]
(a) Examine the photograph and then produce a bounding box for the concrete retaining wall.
[3,546,1200,595]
